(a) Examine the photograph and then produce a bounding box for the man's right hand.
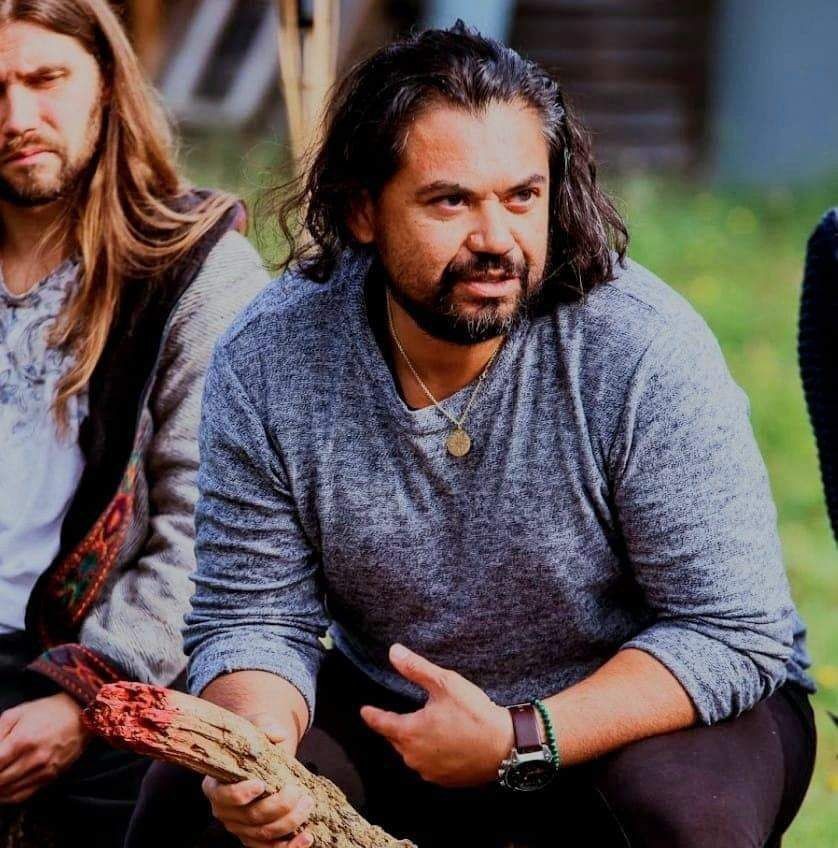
[202,775,316,848]
[197,673,315,845]
[201,713,316,847]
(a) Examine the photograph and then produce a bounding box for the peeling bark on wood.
[85,683,415,848]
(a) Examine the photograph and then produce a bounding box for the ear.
[346,191,376,244]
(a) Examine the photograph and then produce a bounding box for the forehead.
[396,99,549,189]
[0,20,96,75]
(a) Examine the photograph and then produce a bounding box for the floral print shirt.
[0,258,88,632]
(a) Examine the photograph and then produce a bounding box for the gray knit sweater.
[78,231,269,686]
[187,251,813,726]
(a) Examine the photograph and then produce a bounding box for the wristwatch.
[497,703,558,791]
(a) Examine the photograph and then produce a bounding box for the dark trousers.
[127,649,816,848]
[0,631,151,848]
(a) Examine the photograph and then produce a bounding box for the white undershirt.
[0,258,87,632]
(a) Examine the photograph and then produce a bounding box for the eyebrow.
[21,65,69,80]
[415,173,546,201]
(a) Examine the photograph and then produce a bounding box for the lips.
[3,147,51,165]
[458,277,520,298]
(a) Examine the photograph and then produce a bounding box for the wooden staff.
[85,682,415,848]
[276,0,341,165]
[127,0,164,78]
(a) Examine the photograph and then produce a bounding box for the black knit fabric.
[799,208,838,542]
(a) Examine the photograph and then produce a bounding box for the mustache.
[1,132,55,161]
[439,254,530,301]
[444,253,528,283]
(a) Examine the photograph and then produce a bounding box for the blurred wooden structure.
[126,0,164,77]
[276,0,341,162]
[510,0,717,172]
[158,0,283,126]
[125,0,378,134]
[118,0,725,176]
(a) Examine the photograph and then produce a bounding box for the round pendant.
[446,428,472,457]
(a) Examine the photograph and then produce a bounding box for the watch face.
[506,758,557,792]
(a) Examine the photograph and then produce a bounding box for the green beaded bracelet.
[531,698,561,768]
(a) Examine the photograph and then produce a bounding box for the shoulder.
[168,231,270,345]
[181,230,268,310]
[549,258,735,450]
[809,207,838,244]
[580,257,710,341]
[556,256,722,374]
[216,251,365,374]
[805,207,838,272]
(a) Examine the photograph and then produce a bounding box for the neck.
[387,291,503,407]
[0,199,69,295]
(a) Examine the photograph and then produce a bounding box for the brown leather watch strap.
[508,703,543,754]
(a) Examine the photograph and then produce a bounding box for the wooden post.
[128,0,164,78]
[276,0,340,165]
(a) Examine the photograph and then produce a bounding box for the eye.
[434,194,467,209]
[31,70,65,87]
[510,188,538,204]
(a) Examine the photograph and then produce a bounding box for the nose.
[465,201,516,256]
[2,83,39,139]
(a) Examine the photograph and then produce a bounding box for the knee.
[606,786,759,847]
[595,755,764,848]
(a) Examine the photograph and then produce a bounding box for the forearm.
[541,648,697,766]
[201,670,310,752]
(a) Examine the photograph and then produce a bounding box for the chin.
[458,298,519,321]
[0,172,67,206]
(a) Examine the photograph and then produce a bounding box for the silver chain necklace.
[385,289,503,457]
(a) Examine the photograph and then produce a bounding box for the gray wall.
[712,0,838,184]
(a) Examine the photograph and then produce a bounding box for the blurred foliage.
[182,131,838,845]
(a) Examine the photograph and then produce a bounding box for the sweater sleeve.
[70,231,269,690]
[611,318,796,725]
[183,339,329,723]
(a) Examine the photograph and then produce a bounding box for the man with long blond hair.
[0,0,268,843]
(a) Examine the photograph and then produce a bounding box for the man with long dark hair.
[132,24,815,848]
[0,1,268,845]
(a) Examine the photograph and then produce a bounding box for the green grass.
[183,133,838,844]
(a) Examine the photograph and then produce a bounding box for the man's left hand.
[360,644,513,787]
[0,693,91,803]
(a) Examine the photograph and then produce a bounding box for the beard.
[382,251,541,345]
[0,112,101,208]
